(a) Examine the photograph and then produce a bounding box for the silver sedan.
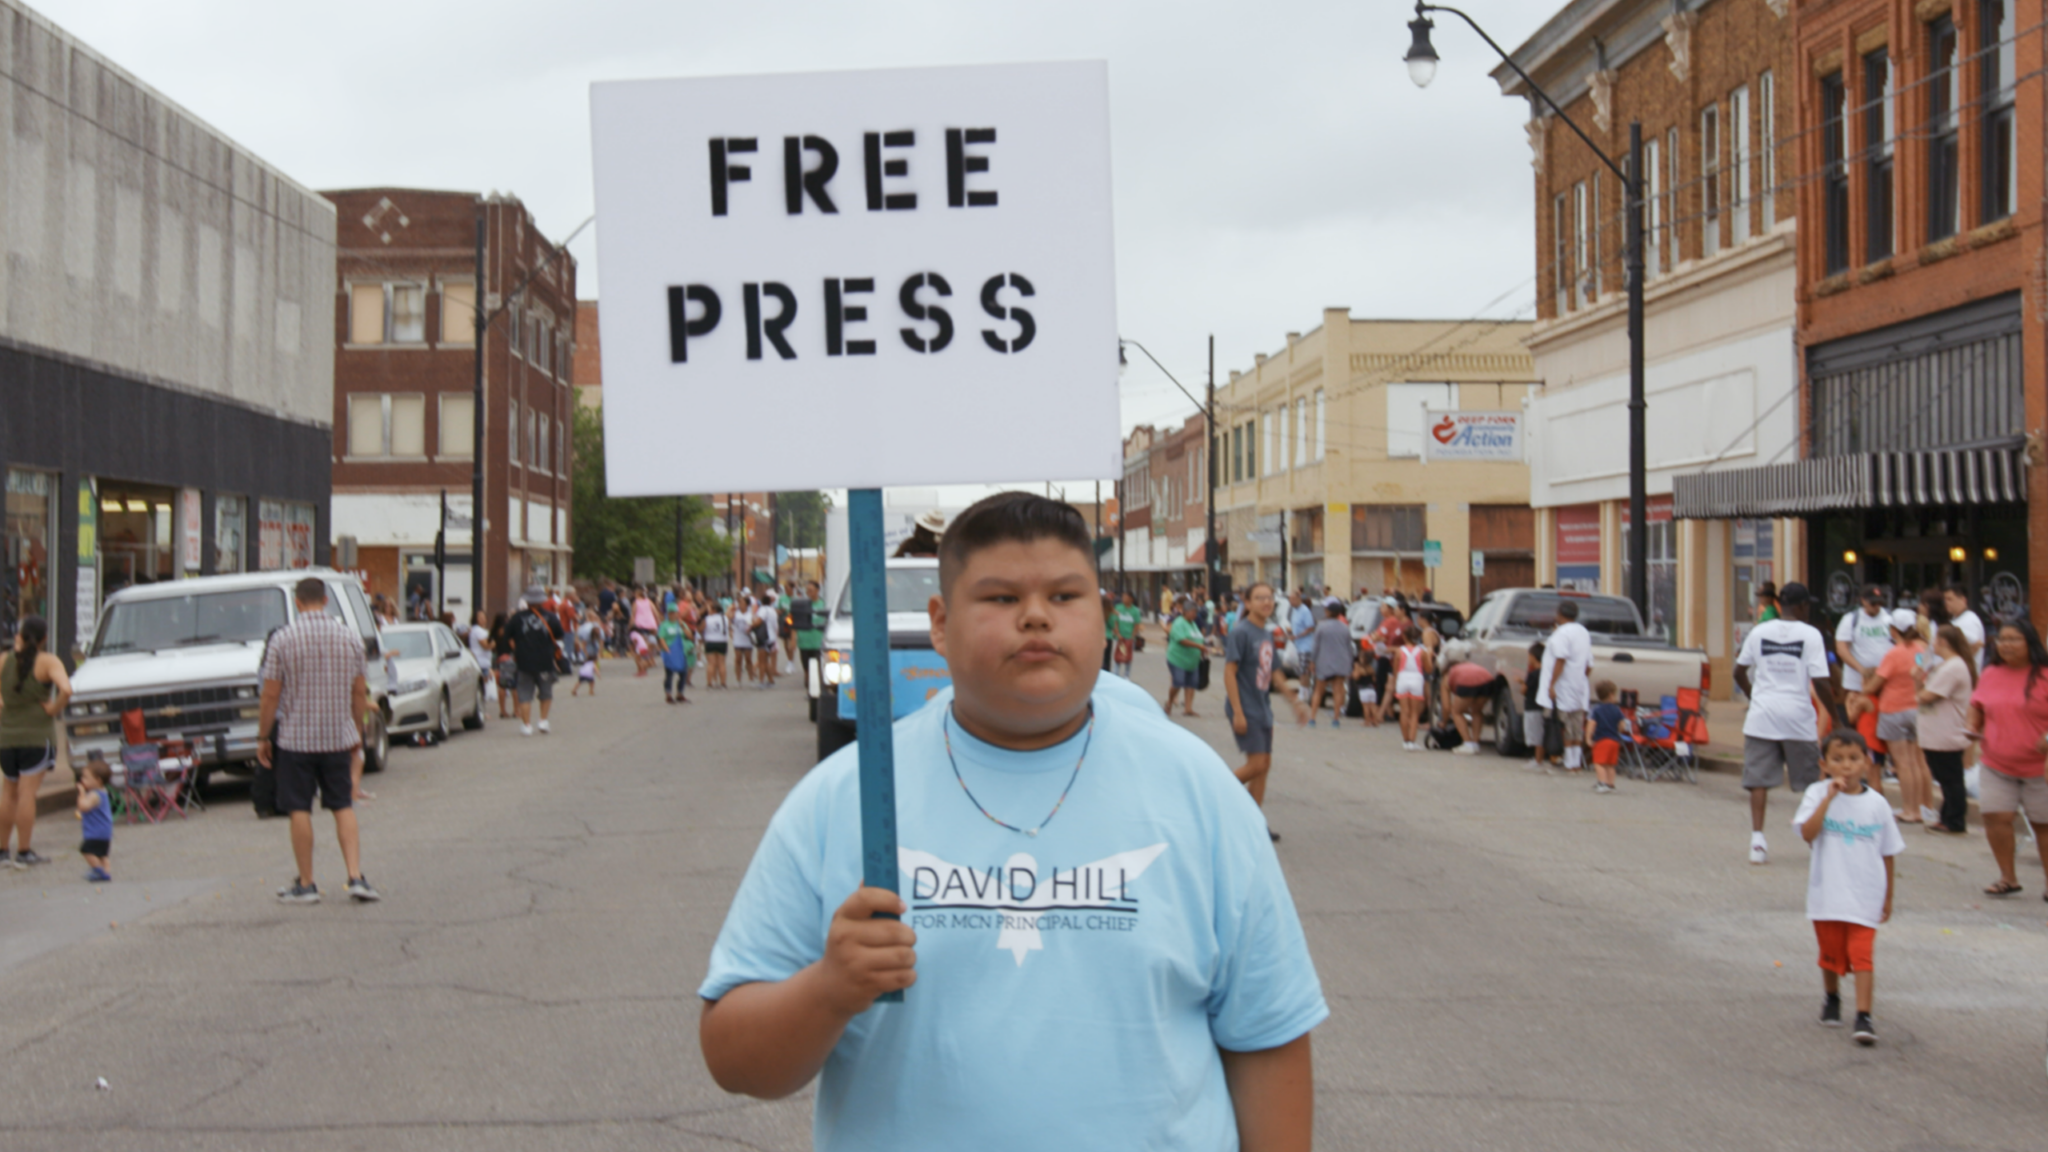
[378,622,488,743]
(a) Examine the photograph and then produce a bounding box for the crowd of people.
[444,578,830,727]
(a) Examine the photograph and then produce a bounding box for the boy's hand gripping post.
[848,488,904,1003]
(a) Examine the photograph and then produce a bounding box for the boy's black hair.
[1819,728,1871,760]
[1528,641,1546,661]
[938,491,1096,597]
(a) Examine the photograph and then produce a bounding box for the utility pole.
[469,209,487,619]
[1206,334,1219,602]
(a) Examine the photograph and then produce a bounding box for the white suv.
[63,569,393,795]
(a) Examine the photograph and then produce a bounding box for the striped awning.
[1673,442,2026,519]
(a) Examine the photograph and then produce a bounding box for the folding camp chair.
[117,743,190,824]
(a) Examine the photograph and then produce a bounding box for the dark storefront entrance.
[1812,503,2029,622]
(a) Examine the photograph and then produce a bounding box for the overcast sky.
[39,0,1558,436]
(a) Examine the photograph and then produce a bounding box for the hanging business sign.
[590,62,1121,496]
[1421,410,1523,463]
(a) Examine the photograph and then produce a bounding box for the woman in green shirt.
[1111,592,1143,678]
[1162,599,1209,718]
[0,616,72,868]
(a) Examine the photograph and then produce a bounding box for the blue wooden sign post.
[847,488,903,1003]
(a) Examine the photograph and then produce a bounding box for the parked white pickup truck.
[63,569,393,795]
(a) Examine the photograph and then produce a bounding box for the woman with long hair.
[489,611,516,719]
[0,616,72,869]
[1916,624,1977,834]
[1965,620,2048,896]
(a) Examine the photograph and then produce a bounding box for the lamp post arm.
[1418,3,1630,189]
[1120,338,1209,419]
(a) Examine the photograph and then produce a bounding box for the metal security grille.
[1808,292,2023,457]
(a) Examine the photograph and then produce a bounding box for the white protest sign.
[590,63,1120,496]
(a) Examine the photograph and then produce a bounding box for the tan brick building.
[326,189,577,619]
[1498,0,1802,688]
[1210,313,1538,613]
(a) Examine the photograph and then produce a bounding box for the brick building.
[1117,414,1210,604]
[325,189,577,619]
[1498,0,1803,685]
[1672,0,2043,627]
[573,300,601,410]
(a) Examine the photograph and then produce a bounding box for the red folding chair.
[117,743,191,824]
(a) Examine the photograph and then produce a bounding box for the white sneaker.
[1521,759,1541,771]
[520,724,534,737]
[537,720,550,734]
[1920,805,1940,824]
[1455,744,1479,756]
[1749,840,1768,865]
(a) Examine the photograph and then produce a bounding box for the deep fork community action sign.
[590,62,1120,496]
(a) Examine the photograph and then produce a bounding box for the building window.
[1572,182,1589,308]
[1730,84,1751,245]
[1667,127,1683,263]
[509,401,521,464]
[1759,71,1776,230]
[1645,134,1663,278]
[1313,389,1326,461]
[439,394,475,458]
[509,304,523,360]
[213,493,246,575]
[441,282,476,346]
[1351,505,1424,553]
[1980,0,2016,224]
[347,393,425,458]
[1927,15,1960,242]
[1243,421,1256,479]
[1864,49,1894,263]
[347,283,427,345]
[537,415,552,477]
[1699,103,1720,257]
[1551,193,1569,315]
[1590,175,1603,297]
[1293,397,1308,468]
[1821,72,1850,276]
[4,469,57,640]
[526,408,540,472]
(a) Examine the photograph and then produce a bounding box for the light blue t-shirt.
[1290,603,1316,656]
[700,681,1327,1152]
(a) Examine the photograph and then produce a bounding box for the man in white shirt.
[1734,582,1841,866]
[1834,586,1894,696]
[1538,599,1594,773]
[1942,583,1987,670]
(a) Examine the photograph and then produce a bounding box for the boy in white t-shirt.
[1794,729,1903,1046]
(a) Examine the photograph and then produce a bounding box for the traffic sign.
[1423,540,1442,569]
[1471,550,1485,577]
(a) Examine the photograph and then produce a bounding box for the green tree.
[773,490,827,550]
[570,405,727,583]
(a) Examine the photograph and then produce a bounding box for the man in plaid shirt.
[258,577,380,905]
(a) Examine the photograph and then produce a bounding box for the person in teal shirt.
[657,610,690,704]
[1163,598,1207,717]
[1110,591,1143,678]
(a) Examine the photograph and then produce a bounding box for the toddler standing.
[76,758,113,882]
[1794,729,1903,1045]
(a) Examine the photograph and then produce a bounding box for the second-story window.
[1927,15,1961,242]
[1551,193,1569,314]
[1980,0,2016,223]
[1864,49,1894,262]
[1759,71,1777,230]
[1645,134,1664,278]
[346,393,425,459]
[1572,181,1589,309]
[1667,127,1683,264]
[1730,84,1751,245]
[1700,103,1721,257]
[441,283,476,346]
[1821,72,1850,276]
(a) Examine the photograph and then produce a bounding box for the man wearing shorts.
[511,586,564,736]
[1225,583,1295,841]
[1733,581,1840,865]
[1539,600,1593,771]
[257,578,378,904]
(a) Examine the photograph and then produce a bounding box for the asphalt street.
[2,649,2045,1151]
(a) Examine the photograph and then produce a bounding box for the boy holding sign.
[698,492,1324,1151]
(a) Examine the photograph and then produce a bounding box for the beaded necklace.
[942,706,1094,838]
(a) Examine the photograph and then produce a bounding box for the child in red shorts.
[1794,729,1902,1045]
[1585,680,1626,794]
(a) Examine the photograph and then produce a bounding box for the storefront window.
[258,500,317,571]
[97,482,178,597]
[1620,499,1678,641]
[1554,504,1601,593]
[1732,518,1775,647]
[215,495,247,574]
[4,469,57,641]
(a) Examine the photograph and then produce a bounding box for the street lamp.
[1120,337,1221,605]
[1402,2,1650,624]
